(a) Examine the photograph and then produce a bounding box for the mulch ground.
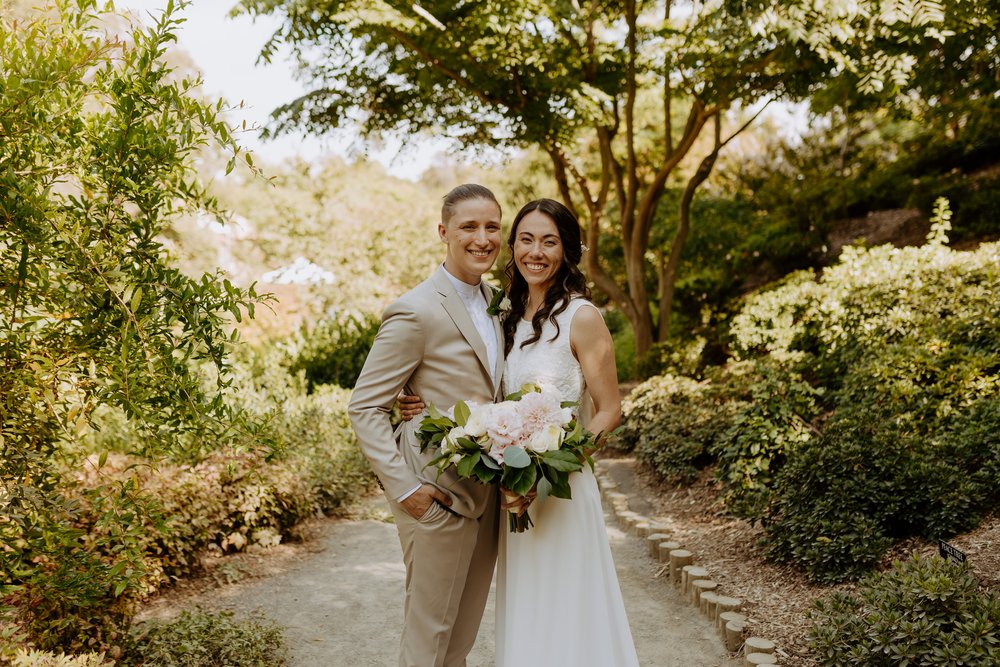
[603,451,1000,667]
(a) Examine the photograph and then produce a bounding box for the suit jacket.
[348,266,504,519]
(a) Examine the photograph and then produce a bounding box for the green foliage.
[627,199,1000,580]
[67,347,374,588]
[808,554,1000,666]
[0,649,112,667]
[636,336,709,380]
[764,397,999,582]
[620,373,735,483]
[733,107,1000,274]
[120,609,284,667]
[209,158,445,317]
[0,0,271,651]
[605,308,636,381]
[286,313,379,390]
[237,0,968,358]
[747,213,1000,580]
[712,364,819,518]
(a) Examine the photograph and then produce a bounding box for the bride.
[402,198,640,665]
[493,198,639,666]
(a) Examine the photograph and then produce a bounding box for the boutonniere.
[486,287,511,318]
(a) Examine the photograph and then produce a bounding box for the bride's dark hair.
[503,198,591,356]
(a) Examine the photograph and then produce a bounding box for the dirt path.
[141,495,737,666]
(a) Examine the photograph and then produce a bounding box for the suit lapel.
[433,268,493,383]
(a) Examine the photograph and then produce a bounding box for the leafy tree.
[236,0,960,357]
[1,0,265,648]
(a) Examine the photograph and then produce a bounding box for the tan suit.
[349,266,503,667]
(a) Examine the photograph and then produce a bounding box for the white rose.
[464,404,490,438]
[450,452,463,465]
[527,424,564,453]
[445,426,468,450]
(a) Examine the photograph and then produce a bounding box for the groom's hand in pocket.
[401,483,452,520]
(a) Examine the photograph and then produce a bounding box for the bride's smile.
[513,210,564,294]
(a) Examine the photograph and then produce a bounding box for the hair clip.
[580,243,590,253]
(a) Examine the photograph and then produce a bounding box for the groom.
[348,183,505,667]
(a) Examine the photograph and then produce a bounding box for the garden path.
[144,489,737,666]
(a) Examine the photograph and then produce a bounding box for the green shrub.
[606,308,637,381]
[0,2,267,651]
[763,398,998,583]
[287,313,380,390]
[0,625,112,666]
[636,336,708,379]
[629,203,1000,580]
[120,610,284,667]
[621,373,738,482]
[67,381,373,590]
[808,554,1000,665]
[712,363,820,518]
[1,651,112,667]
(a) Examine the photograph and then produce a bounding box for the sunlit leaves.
[1,0,267,648]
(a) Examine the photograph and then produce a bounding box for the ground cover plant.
[808,554,1000,666]
[119,609,285,667]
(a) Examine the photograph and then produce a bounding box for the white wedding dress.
[495,297,640,667]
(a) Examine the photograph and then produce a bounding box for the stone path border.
[595,458,785,667]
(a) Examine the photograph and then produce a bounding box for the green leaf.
[503,445,531,469]
[548,472,572,499]
[456,453,479,478]
[503,464,537,497]
[453,400,471,427]
[542,449,582,472]
[480,452,501,470]
[536,475,553,502]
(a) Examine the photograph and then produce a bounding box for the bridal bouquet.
[416,384,595,532]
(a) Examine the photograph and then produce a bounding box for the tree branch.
[634,100,713,254]
[664,0,673,158]
[546,146,578,219]
[657,114,722,339]
[622,0,639,248]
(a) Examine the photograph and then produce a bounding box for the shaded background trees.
[235,0,990,361]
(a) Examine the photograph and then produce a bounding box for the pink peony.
[484,401,525,448]
[516,386,572,434]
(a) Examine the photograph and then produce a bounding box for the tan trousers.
[389,489,499,667]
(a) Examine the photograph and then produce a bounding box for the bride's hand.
[500,486,537,517]
[397,393,425,421]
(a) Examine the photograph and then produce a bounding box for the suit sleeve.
[348,301,425,500]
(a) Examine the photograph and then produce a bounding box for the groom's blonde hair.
[441,184,501,225]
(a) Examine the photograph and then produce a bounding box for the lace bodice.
[503,298,599,405]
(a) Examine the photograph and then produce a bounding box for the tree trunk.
[657,140,720,341]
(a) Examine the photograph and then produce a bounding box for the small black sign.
[938,539,967,564]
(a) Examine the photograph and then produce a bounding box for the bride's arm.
[570,305,622,443]
[397,392,425,421]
